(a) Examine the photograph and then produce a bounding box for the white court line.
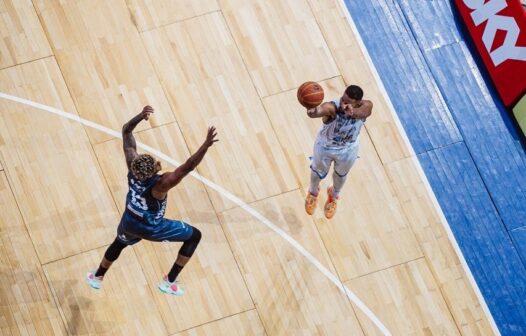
[0,91,391,336]
[336,1,500,335]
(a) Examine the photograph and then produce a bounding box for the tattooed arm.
[122,105,153,168]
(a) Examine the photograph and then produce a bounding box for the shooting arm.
[306,102,336,119]
[351,100,373,119]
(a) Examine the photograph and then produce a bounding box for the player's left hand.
[203,126,219,148]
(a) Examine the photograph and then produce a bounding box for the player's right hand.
[307,107,317,117]
[141,105,154,120]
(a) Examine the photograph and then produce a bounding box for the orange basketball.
[297,81,324,109]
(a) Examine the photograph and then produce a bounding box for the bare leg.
[175,254,190,266]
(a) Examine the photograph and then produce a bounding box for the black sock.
[95,265,108,278]
[168,263,184,282]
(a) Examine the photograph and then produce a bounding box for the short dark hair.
[345,85,363,100]
[131,154,156,181]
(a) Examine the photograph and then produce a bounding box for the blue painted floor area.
[343,0,526,334]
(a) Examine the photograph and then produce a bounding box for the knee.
[191,227,202,244]
[333,169,349,178]
[104,238,128,262]
[310,165,328,179]
[179,227,201,258]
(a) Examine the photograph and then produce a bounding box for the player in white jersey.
[305,85,372,218]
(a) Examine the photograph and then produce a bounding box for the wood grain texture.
[0,58,119,264]
[0,172,67,336]
[221,0,339,97]
[219,190,364,336]
[0,0,52,69]
[347,259,460,336]
[35,0,175,144]
[173,310,265,336]
[141,12,297,212]
[43,248,168,335]
[126,0,220,32]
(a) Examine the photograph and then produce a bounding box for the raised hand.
[141,105,154,120]
[203,126,219,148]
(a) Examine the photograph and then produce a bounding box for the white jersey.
[315,99,365,150]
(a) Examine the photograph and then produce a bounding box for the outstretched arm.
[152,127,218,199]
[122,106,154,168]
[306,102,336,118]
[306,102,337,123]
[349,100,373,119]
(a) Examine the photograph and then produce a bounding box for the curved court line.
[0,92,391,336]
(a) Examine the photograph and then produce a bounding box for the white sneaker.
[158,276,185,296]
[86,271,103,289]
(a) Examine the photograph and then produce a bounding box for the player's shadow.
[51,279,116,335]
[263,205,303,236]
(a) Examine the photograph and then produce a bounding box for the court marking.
[0,91,391,336]
[336,0,499,334]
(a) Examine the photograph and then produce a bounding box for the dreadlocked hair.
[131,154,156,181]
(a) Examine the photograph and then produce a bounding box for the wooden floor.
[0,0,495,335]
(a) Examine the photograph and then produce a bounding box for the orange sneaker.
[324,186,339,219]
[305,192,318,215]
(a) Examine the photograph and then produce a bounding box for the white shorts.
[310,141,359,178]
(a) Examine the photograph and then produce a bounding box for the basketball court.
[2,0,524,335]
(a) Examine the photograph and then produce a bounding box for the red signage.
[454,0,526,107]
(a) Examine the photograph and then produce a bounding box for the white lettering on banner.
[464,0,526,65]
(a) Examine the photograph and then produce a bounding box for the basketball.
[297,81,324,109]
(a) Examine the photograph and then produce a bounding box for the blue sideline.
[343,0,526,334]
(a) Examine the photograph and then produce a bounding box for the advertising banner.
[455,0,526,107]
